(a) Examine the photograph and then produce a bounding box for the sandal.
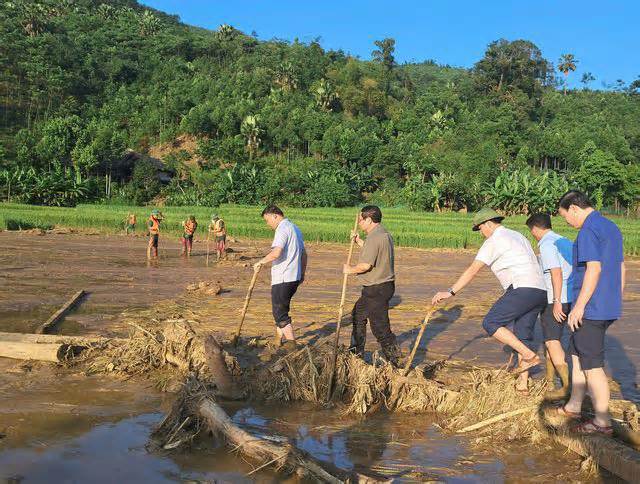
[555,405,581,420]
[574,419,613,436]
[510,354,541,375]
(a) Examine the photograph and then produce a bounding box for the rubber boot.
[273,329,283,348]
[282,340,297,353]
[545,351,556,382]
[545,364,571,401]
[349,322,367,357]
[382,343,402,368]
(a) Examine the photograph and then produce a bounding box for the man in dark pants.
[526,213,574,399]
[343,205,401,367]
[255,205,307,351]
[556,190,625,436]
[432,208,547,395]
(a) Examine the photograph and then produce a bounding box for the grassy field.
[1,203,640,255]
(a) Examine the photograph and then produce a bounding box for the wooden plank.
[0,341,83,362]
[36,290,86,335]
[0,332,122,345]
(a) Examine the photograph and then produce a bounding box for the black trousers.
[350,281,397,353]
[271,281,300,328]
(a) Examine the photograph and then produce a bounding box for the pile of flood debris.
[41,316,635,482]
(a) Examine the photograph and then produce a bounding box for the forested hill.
[1,0,639,213]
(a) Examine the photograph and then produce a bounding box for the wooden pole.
[402,306,437,376]
[457,405,537,433]
[325,213,360,401]
[231,265,261,346]
[36,290,86,335]
[206,230,211,267]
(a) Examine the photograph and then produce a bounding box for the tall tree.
[558,53,578,95]
[473,39,551,97]
[372,38,396,95]
[580,72,595,90]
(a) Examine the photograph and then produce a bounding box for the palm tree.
[241,115,261,159]
[274,62,298,92]
[216,24,235,41]
[313,79,337,111]
[558,54,578,95]
[139,10,161,37]
[580,72,595,90]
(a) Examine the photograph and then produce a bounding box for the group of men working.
[252,190,624,438]
[123,210,228,261]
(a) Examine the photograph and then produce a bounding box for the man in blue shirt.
[556,190,626,436]
[526,213,573,400]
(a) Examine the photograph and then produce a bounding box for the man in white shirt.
[526,213,573,399]
[432,208,547,395]
[255,205,307,351]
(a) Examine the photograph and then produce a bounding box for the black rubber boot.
[349,322,367,357]
[382,343,402,368]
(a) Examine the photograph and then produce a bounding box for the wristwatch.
[448,287,456,296]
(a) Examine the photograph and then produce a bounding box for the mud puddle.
[0,398,593,483]
[0,232,251,334]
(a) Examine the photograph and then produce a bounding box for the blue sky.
[141,0,639,89]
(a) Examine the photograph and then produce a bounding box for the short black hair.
[526,213,552,230]
[261,205,284,217]
[360,205,382,223]
[559,190,592,210]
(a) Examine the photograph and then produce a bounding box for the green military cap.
[472,207,504,231]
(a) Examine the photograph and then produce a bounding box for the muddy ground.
[1,231,638,482]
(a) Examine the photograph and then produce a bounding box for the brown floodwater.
[1,231,637,482]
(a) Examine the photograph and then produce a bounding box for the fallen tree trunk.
[0,332,119,345]
[542,407,640,482]
[197,397,386,483]
[0,341,84,362]
[203,335,245,400]
[36,290,86,334]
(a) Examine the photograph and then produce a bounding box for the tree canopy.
[0,0,639,212]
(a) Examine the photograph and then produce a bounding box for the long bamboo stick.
[232,265,261,346]
[325,213,360,401]
[402,305,437,376]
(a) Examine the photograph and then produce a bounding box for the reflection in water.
[0,414,252,483]
[0,403,587,483]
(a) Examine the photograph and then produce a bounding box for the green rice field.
[1,203,639,255]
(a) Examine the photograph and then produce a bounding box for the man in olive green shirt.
[343,205,400,367]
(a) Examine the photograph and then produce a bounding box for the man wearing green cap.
[432,208,547,395]
[208,213,226,261]
[147,209,163,260]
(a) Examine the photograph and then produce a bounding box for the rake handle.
[325,212,360,401]
[402,306,437,376]
[233,265,261,344]
[206,231,211,267]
